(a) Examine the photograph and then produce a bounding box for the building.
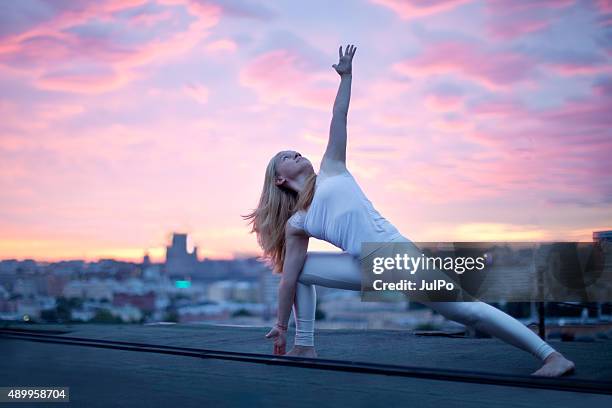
[165,233,199,278]
[593,230,612,243]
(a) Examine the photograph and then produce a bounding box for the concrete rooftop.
[1,322,611,407]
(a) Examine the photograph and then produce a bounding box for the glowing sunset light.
[0,0,610,262]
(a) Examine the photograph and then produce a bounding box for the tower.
[165,233,199,278]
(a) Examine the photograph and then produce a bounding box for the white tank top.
[288,168,403,258]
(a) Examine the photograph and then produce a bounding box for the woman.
[243,44,575,377]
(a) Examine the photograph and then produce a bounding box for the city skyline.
[1,0,611,263]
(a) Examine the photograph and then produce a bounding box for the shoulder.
[319,156,348,177]
[315,166,352,192]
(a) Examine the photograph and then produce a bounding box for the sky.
[0,0,611,262]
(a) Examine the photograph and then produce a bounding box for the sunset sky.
[1,0,611,262]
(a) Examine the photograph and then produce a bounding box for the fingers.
[271,334,285,355]
[338,44,357,59]
[347,44,356,57]
[273,343,285,355]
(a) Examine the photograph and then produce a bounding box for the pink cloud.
[546,62,612,76]
[370,111,423,128]
[205,38,238,53]
[0,0,222,93]
[381,80,611,208]
[595,0,612,14]
[539,93,612,128]
[593,78,612,96]
[0,0,149,42]
[458,89,612,206]
[184,82,209,104]
[383,159,508,204]
[392,41,536,90]
[369,0,472,19]
[160,0,274,21]
[486,18,551,40]
[424,93,464,111]
[346,77,414,113]
[468,89,611,151]
[483,0,575,39]
[239,49,336,110]
[485,0,575,13]
[430,115,474,132]
[33,67,133,93]
[129,9,175,27]
[469,97,530,118]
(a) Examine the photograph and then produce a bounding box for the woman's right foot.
[286,345,317,358]
[531,352,575,377]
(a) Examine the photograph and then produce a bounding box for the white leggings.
[292,238,557,361]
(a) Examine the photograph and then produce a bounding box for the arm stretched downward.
[265,222,310,355]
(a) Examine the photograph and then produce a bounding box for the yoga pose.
[243,44,575,377]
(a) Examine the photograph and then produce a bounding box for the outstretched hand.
[332,44,356,76]
[265,326,287,355]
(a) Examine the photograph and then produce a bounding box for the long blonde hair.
[242,152,317,274]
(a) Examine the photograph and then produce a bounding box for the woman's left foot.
[531,352,575,377]
[286,345,317,358]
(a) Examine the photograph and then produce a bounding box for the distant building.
[46,274,70,297]
[63,279,114,301]
[259,268,280,320]
[165,233,199,278]
[593,230,612,243]
[13,279,38,297]
[108,305,142,322]
[113,291,156,312]
[233,281,258,302]
[207,281,234,302]
[142,252,151,267]
[143,264,162,281]
[0,285,8,300]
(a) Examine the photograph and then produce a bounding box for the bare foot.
[531,352,575,377]
[286,345,317,358]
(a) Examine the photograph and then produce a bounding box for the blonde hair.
[242,152,317,274]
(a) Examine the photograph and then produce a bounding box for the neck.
[288,172,314,195]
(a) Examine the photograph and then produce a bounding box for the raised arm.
[321,44,356,176]
[265,223,309,355]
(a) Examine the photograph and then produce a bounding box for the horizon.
[2,230,611,264]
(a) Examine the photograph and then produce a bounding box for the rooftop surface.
[1,322,611,407]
